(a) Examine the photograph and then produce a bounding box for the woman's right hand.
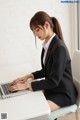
[11,74,33,86]
[11,76,28,86]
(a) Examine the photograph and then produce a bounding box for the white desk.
[0,64,50,120]
[0,91,50,120]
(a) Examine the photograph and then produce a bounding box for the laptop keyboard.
[2,83,11,95]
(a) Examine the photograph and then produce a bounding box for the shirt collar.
[42,33,56,50]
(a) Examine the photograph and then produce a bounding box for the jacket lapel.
[45,35,58,65]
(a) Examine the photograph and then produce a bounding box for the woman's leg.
[48,100,59,120]
[47,100,60,112]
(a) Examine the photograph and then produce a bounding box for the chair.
[48,50,80,120]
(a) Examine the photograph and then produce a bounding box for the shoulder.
[51,37,66,53]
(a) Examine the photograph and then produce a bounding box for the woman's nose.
[35,33,39,37]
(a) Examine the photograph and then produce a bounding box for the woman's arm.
[32,68,45,79]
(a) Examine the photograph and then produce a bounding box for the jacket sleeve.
[31,46,67,91]
[32,68,45,79]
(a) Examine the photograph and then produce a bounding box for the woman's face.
[33,24,49,41]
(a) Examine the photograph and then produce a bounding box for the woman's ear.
[44,21,50,29]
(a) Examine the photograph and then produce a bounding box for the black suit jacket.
[31,35,77,104]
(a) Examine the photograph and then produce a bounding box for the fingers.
[11,77,26,86]
[9,85,18,92]
[9,76,28,92]
[11,78,19,85]
[9,82,26,92]
[11,78,24,86]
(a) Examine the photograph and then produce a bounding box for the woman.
[9,11,77,112]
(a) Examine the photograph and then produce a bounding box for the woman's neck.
[45,31,54,42]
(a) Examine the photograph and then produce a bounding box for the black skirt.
[44,92,74,107]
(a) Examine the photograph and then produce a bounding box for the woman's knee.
[47,100,60,112]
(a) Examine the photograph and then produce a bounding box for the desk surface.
[0,64,50,120]
[0,91,50,120]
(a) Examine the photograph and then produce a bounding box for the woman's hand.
[9,82,31,92]
[11,76,28,86]
[11,74,33,86]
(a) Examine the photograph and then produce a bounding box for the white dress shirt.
[42,33,56,65]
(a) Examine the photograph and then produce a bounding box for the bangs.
[30,20,39,31]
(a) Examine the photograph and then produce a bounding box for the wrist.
[25,82,32,90]
[25,74,34,79]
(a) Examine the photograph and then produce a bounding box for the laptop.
[0,81,31,99]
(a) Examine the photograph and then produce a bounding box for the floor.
[58,108,80,120]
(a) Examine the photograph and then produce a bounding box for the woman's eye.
[36,29,39,32]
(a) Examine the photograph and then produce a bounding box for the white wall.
[70,4,79,56]
[0,0,72,71]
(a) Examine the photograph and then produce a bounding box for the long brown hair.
[30,11,64,41]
